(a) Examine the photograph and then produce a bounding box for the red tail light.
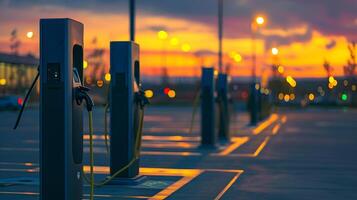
[17,97,23,106]
[163,87,170,95]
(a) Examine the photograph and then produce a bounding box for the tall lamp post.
[129,0,135,41]
[158,30,169,85]
[218,0,223,73]
[250,15,265,125]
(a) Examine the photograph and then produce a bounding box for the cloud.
[1,0,357,43]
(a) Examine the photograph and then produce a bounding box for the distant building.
[0,52,38,95]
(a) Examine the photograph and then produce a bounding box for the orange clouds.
[0,5,354,78]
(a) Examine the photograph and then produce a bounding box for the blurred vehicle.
[0,95,23,111]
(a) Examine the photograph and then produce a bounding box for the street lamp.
[181,43,191,52]
[250,15,266,125]
[26,31,34,39]
[158,30,169,65]
[218,0,224,73]
[256,16,265,25]
[271,47,279,56]
[158,30,169,84]
[158,30,168,40]
[251,15,265,80]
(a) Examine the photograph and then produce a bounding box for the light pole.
[129,0,135,41]
[251,16,265,82]
[218,0,223,73]
[250,15,265,125]
[158,30,169,85]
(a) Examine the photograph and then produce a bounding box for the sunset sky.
[0,0,356,78]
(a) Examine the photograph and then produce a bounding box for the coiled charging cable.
[82,90,147,200]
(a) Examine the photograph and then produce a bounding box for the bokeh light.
[104,73,111,82]
[145,89,154,98]
[26,31,34,39]
[255,16,265,25]
[168,90,176,98]
[158,30,168,40]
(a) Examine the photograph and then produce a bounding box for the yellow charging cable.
[103,84,110,154]
[103,104,110,154]
[188,89,201,135]
[88,111,94,200]
[83,105,144,191]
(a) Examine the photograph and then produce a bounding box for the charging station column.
[201,67,216,147]
[110,41,142,180]
[217,73,230,142]
[250,82,259,125]
[40,18,84,200]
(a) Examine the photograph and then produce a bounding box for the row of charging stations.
[36,18,146,199]
[30,18,233,200]
[15,17,232,200]
[200,68,231,148]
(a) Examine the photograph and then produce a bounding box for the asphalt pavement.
[0,106,356,199]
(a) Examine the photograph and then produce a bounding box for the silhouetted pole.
[129,0,135,41]
[218,0,223,73]
[250,21,258,125]
[252,30,256,83]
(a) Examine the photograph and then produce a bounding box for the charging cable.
[82,89,148,195]
[13,66,39,130]
[74,86,95,199]
[188,88,201,135]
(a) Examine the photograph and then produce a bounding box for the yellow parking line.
[252,114,279,135]
[206,169,244,173]
[214,173,242,200]
[149,176,199,200]
[143,135,200,142]
[141,151,201,156]
[227,136,271,157]
[142,141,198,149]
[83,135,200,142]
[272,124,281,135]
[83,166,203,200]
[281,115,287,123]
[0,191,37,196]
[215,137,249,156]
[253,136,271,156]
[0,191,150,199]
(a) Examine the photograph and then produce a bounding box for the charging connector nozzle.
[75,86,94,112]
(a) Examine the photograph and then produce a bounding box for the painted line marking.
[142,141,198,149]
[0,191,37,196]
[83,135,200,142]
[148,176,198,200]
[214,137,249,156]
[143,135,200,142]
[0,162,37,166]
[281,115,287,123]
[0,147,202,156]
[0,191,150,199]
[141,151,201,156]
[252,114,279,135]
[226,136,271,157]
[272,124,281,135]
[0,163,244,200]
[214,173,241,200]
[82,166,203,200]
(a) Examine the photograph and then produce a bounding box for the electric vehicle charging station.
[217,73,230,142]
[201,67,217,147]
[109,41,146,182]
[40,18,84,200]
